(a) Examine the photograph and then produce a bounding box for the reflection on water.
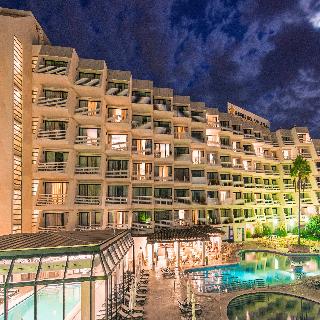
[187,251,320,293]
[227,293,320,320]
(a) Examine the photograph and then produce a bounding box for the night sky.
[2,0,320,137]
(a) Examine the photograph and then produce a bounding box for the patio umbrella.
[187,279,191,304]
[191,293,196,320]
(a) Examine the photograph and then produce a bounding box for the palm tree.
[290,155,312,245]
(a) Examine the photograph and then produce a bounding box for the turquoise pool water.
[187,251,320,293]
[227,292,320,320]
[0,284,80,320]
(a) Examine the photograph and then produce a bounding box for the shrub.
[253,221,263,237]
[246,229,252,239]
[275,223,287,237]
[304,215,320,238]
[262,224,272,236]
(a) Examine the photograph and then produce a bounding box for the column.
[81,281,95,320]
[177,241,181,270]
[202,241,206,266]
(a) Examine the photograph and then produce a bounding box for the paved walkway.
[144,269,182,320]
[144,269,225,320]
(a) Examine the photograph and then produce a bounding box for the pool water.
[187,251,320,293]
[0,284,80,320]
[227,292,320,320]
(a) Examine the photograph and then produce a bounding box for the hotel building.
[1,7,320,241]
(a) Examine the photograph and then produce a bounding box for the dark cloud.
[0,0,319,137]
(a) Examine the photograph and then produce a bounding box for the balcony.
[75,166,100,174]
[36,62,67,75]
[36,194,66,205]
[37,129,66,140]
[131,222,154,234]
[301,197,313,204]
[132,146,152,156]
[154,103,171,112]
[174,108,190,118]
[75,102,101,116]
[132,173,153,181]
[244,133,255,139]
[174,154,191,162]
[106,169,129,179]
[75,136,100,146]
[207,121,220,128]
[106,82,129,96]
[174,197,191,204]
[221,161,232,168]
[105,196,128,204]
[37,95,68,108]
[132,196,153,204]
[243,148,256,155]
[220,144,232,150]
[75,195,101,205]
[174,132,190,139]
[283,139,294,145]
[107,142,129,151]
[154,198,173,205]
[132,92,151,104]
[132,118,152,130]
[154,126,172,135]
[192,157,206,165]
[191,134,206,143]
[191,177,207,184]
[75,72,101,87]
[154,176,173,182]
[38,162,67,172]
[299,151,312,158]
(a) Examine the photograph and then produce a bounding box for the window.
[78,155,100,167]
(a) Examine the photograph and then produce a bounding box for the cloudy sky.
[2,0,320,137]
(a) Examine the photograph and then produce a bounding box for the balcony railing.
[132,173,153,181]
[207,121,219,128]
[75,106,101,116]
[283,140,294,145]
[174,132,190,139]
[105,223,130,230]
[38,162,67,172]
[37,129,67,140]
[75,136,100,146]
[76,224,102,231]
[132,196,153,204]
[105,169,129,178]
[131,222,154,234]
[174,197,191,204]
[193,157,206,164]
[154,151,172,159]
[154,104,171,112]
[37,64,67,75]
[37,96,68,108]
[175,154,191,161]
[154,127,172,134]
[191,177,207,184]
[75,195,101,205]
[174,176,190,183]
[106,115,129,123]
[132,147,152,156]
[154,176,173,182]
[75,77,100,87]
[75,166,100,174]
[37,194,66,205]
[132,121,152,129]
[154,198,173,205]
[38,226,66,232]
[174,109,190,117]
[107,143,129,151]
[105,196,128,204]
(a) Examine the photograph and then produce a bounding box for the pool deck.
[144,269,320,320]
[143,242,320,320]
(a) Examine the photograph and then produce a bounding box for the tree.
[290,155,312,245]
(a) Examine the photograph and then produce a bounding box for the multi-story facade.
[1,7,320,240]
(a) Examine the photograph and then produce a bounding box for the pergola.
[147,225,225,268]
[0,229,134,320]
[147,225,225,243]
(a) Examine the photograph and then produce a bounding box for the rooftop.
[0,229,129,258]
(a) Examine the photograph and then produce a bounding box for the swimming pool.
[186,251,320,293]
[0,283,80,320]
[227,292,320,320]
